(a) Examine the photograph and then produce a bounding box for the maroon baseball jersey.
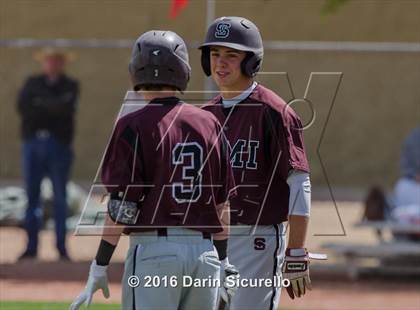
[202,84,309,225]
[101,96,235,233]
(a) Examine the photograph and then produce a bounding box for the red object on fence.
[169,0,189,19]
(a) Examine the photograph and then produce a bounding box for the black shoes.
[59,252,71,261]
[18,250,71,261]
[17,250,37,261]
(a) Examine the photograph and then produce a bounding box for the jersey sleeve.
[17,77,46,119]
[101,119,145,202]
[264,106,310,179]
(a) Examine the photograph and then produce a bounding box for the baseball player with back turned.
[200,17,326,310]
[70,30,239,310]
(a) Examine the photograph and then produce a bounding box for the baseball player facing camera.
[200,17,326,310]
[70,30,239,310]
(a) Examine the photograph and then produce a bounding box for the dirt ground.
[1,202,419,310]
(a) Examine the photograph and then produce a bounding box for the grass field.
[0,301,296,310]
[0,301,119,310]
[0,301,298,310]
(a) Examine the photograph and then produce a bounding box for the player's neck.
[139,90,177,101]
[220,79,254,99]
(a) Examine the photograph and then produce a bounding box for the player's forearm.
[101,214,125,245]
[94,215,125,266]
[287,215,309,248]
[214,201,230,240]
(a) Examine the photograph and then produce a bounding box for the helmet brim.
[199,41,261,54]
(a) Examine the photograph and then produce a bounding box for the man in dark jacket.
[17,47,79,260]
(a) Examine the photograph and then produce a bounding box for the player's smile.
[215,70,230,79]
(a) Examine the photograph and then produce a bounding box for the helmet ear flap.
[200,48,211,76]
[241,52,262,77]
[128,62,140,91]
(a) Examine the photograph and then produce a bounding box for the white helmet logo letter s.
[214,22,231,38]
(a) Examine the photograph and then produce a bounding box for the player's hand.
[219,258,240,304]
[282,248,312,299]
[69,260,110,310]
[282,248,327,299]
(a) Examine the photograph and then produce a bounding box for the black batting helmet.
[199,16,263,77]
[129,30,191,91]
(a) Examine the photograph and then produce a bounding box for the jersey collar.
[149,96,181,105]
[123,92,180,106]
[221,81,258,108]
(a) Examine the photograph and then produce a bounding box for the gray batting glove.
[219,258,240,304]
[69,260,110,310]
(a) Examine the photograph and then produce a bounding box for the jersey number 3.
[172,142,203,203]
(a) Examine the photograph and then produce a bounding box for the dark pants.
[22,136,73,255]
